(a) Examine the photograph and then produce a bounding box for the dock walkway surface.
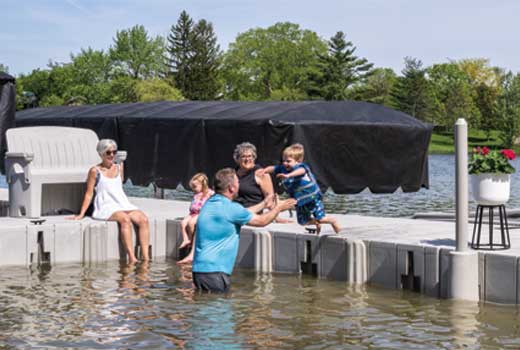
[1,188,519,305]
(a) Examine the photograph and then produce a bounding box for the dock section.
[0,189,519,304]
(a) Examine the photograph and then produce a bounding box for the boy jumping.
[259,143,341,234]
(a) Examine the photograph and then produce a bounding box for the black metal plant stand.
[471,204,511,250]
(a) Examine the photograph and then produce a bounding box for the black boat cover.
[0,72,16,173]
[15,100,432,193]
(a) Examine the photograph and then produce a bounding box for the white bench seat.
[5,126,125,218]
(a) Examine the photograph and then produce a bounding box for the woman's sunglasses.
[105,150,118,156]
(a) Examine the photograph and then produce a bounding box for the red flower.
[501,149,516,160]
[481,146,490,155]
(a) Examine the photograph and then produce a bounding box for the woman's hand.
[69,214,84,220]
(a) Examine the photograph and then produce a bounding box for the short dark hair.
[214,168,236,194]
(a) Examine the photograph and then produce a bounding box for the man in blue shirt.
[192,167,296,293]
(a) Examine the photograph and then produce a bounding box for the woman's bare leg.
[129,210,150,261]
[109,211,138,264]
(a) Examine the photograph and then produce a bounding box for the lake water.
[122,155,520,217]
[2,156,520,348]
[1,259,520,349]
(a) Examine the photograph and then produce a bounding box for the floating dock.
[0,189,519,304]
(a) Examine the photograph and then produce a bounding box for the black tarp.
[15,100,433,193]
[0,72,16,173]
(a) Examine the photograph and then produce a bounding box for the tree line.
[3,10,520,147]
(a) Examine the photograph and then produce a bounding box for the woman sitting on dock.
[233,142,291,223]
[72,139,150,264]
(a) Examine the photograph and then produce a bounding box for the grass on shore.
[429,129,511,154]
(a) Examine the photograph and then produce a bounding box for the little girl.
[178,173,214,263]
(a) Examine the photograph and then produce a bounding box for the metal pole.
[449,118,478,301]
[455,118,468,252]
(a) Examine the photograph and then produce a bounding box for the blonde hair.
[189,172,209,193]
[282,143,305,162]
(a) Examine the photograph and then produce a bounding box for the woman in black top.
[233,142,275,211]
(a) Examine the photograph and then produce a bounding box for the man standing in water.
[192,168,296,293]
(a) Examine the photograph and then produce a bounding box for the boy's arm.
[276,166,305,179]
[255,165,275,177]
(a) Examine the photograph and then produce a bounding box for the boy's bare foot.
[332,221,341,234]
[179,240,191,249]
[315,222,321,235]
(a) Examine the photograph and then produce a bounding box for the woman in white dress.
[73,139,150,264]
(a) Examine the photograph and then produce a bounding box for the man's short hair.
[214,168,237,194]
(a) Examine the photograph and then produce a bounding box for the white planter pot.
[470,173,511,206]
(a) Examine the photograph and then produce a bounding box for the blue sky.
[3,0,520,76]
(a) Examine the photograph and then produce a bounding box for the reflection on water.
[1,260,520,349]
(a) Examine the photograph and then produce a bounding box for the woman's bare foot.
[128,256,138,264]
[179,240,191,250]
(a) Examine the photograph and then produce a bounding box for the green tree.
[391,57,436,122]
[16,69,52,105]
[167,10,195,95]
[497,72,520,147]
[108,76,138,103]
[222,22,327,100]
[456,59,502,138]
[64,48,112,104]
[188,19,222,100]
[428,63,480,130]
[308,31,373,100]
[135,79,184,102]
[351,67,397,106]
[40,94,65,107]
[109,25,166,79]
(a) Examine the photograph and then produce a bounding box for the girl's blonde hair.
[189,172,209,193]
[282,143,305,162]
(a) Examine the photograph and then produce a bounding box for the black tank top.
[235,164,264,208]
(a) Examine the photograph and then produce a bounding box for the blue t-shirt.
[192,194,253,275]
[274,162,321,206]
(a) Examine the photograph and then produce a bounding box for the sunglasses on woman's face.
[105,150,117,156]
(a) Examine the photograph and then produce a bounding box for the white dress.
[92,165,138,220]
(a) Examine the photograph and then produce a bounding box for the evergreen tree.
[391,57,435,122]
[308,31,373,100]
[189,19,222,100]
[167,10,195,96]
